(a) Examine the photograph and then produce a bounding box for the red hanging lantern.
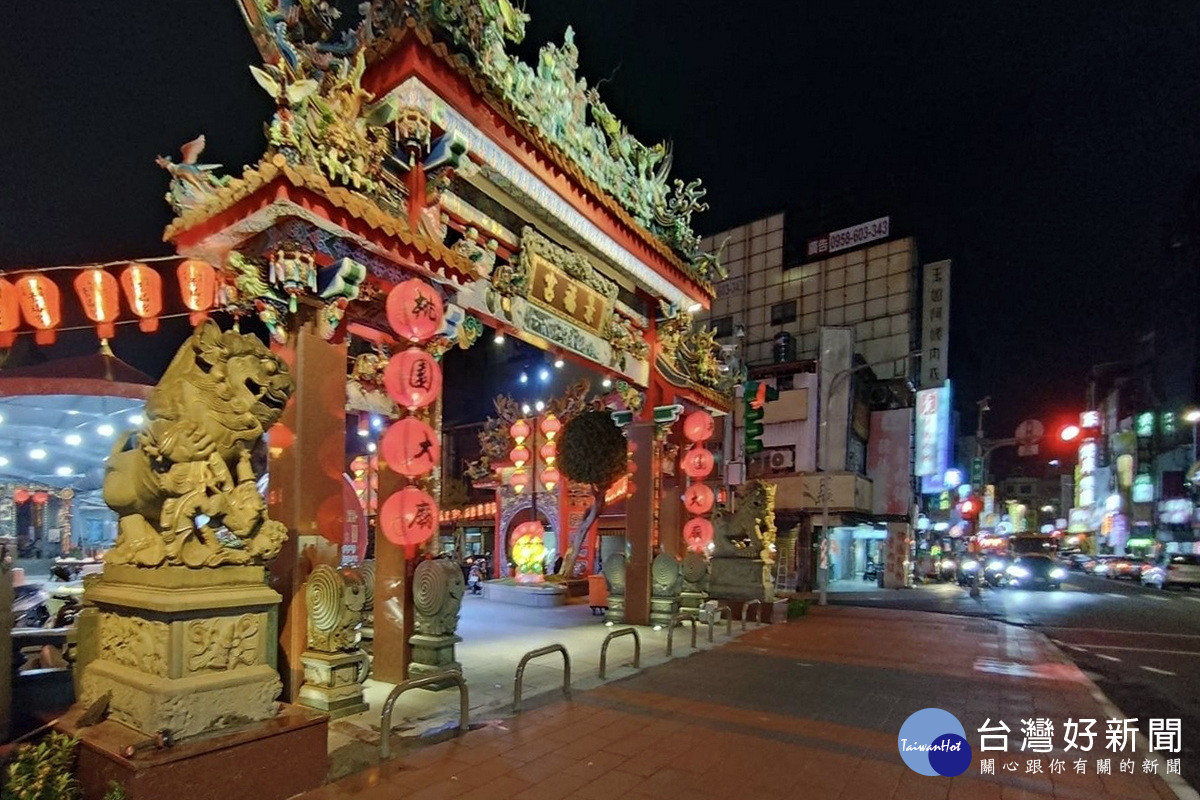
[683,483,715,515]
[0,278,19,347]
[74,268,121,340]
[382,348,442,410]
[12,488,30,504]
[380,417,441,478]
[539,442,557,464]
[509,446,531,468]
[177,260,216,325]
[386,278,444,343]
[379,486,439,547]
[15,274,61,345]
[541,467,562,491]
[120,262,164,332]
[539,414,562,439]
[683,410,715,442]
[509,470,529,494]
[682,446,715,479]
[32,491,50,505]
[509,419,531,444]
[683,517,714,552]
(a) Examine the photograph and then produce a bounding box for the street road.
[830,571,1200,786]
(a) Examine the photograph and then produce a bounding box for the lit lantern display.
[540,467,561,491]
[120,262,164,332]
[509,419,530,443]
[539,414,562,439]
[386,278,444,343]
[382,348,441,410]
[379,486,439,547]
[539,442,557,464]
[0,279,19,347]
[13,488,30,504]
[509,470,529,494]
[683,410,715,443]
[15,274,61,345]
[74,268,121,340]
[380,417,440,477]
[177,260,216,324]
[681,445,714,479]
[509,445,530,468]
[511,520,547,581]
[683,517,714,552]
[683,483,715,515]
[32,491,50,506]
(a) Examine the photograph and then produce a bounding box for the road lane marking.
[1186,596,1200,603]
[1079,644,1200,656]
[1106,592,1127,598]
[1095,654,1122,662]
[1143,595,1169,602]
[1140,666,1177,676]
[1037,627,1200,639]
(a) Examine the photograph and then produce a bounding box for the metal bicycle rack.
[379,670,469,761]
[598,627,641,679]
[666,613,698,656]
[742,599,762,630]
[715,605,733,638]
[513,644,571,713]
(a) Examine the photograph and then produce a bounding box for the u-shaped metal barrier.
[666,613,698,656]
[742,599,762,630]
[715,604,733,639]
[379,670,469,761]
[513,644,571,713]
[598,627,641,679]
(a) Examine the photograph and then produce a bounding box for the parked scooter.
[863,560,879,582]
[13,583,51,628]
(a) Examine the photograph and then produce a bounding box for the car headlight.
[962,560,978,570]
[1050,568,1066,579]
[941,560,956,570]
[1007,566,1030,578]
[986,561,1003,571]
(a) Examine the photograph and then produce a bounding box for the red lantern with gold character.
[379,486,439,547]
[177,260,216,325]
[120,262,164,332]
[15,274,61,345]
[383,348,441,410]
[683,410,715,443]
[386,279,444,343]
[0,279,19,347]
[681,446,714,479]
[74,268,121,340]
[683,483,715,515]
[380,417,441,478]
[683,517,714,552]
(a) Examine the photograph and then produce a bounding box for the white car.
[1142,554,1200,590]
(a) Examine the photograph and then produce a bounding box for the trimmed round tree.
[556,410,628,576]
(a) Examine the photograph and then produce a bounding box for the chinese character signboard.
[916,384,952,481]
[868,409,913,515]
[805,216,890,259]
[526,252,611,335]
[920,260,951,387]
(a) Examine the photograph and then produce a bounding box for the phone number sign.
[806,216,890,258]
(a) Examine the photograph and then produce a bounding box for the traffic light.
[958,495,983,521]
[743,380,779,455]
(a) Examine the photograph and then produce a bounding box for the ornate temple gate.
[161,0,730,689]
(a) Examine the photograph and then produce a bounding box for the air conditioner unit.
[768,449,794,471]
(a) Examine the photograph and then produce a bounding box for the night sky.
[2,2,1199,450]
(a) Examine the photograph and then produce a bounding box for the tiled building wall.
[700,215,916,380]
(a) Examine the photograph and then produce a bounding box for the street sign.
[971,457,984,486]
[1017,444,1039,456]
[1014,419,1044,446]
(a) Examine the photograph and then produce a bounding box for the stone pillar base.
[79,566,282,741]
[708,558,775,602]
[649,597,680,627]
[604,595,625,624]
[298,650,369,718]
[679,590,706,613]
[408,633,462,688]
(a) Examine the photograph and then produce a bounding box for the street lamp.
[1185,409,1200,467]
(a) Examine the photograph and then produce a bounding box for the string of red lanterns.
[681,409,716,553]
[378,278,445,551]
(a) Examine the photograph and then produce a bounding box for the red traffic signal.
[958,496,983,521]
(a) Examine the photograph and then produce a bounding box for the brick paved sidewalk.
[300,607,1193,800]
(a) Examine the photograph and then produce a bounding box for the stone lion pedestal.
[649,552,683,628]
[408,560,465,689]
[679,551,709,615]
[602,553,627,624]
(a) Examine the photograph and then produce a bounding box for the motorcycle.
[863,560,879,581]
[13,583,51,628]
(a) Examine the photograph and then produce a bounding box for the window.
[712,316,734,338]
[770,301,797,325]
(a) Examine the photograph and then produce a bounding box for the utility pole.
[970,397,989,599]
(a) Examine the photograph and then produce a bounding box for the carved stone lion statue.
[103,321,295,568]
[711,481,777,562]
[412,560,465,637]
[305,565,365,652]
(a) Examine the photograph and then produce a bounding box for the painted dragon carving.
[103,321,295,568]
